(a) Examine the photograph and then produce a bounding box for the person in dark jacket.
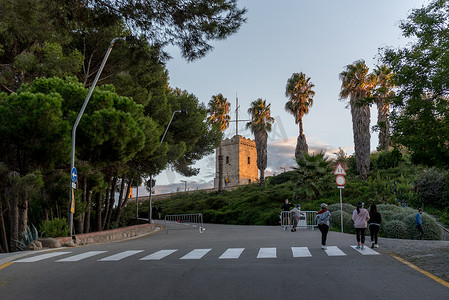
[415,208,424,240]
[368,204,382,248]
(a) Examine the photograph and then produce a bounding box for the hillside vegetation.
[128,150,448,240]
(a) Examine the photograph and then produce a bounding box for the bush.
[415,168,449,209]
[403,213,443,240]
[383,220,408,239]
[328,203,355,215]
[40,218,70,237]
[331,210,355,234]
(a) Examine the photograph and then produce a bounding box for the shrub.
[331,210,355,234]
[383,220,409,239]
[40,218,70,237]
[403,213,443,240]
[415,168,449,209]
[13,224,40,251]
[328,203,355,215]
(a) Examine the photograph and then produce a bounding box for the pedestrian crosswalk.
[14,246,379,263]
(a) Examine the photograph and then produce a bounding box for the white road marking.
[291,247,312,257]
[180,249,211,260]
[56,251,107,262]
[140,250,178,260]
[99,250,144,261]
[219,248,245,259]
[324,246,346,256]
[257,247,277,258]
[350,245,380,255]
[15,252,72,263]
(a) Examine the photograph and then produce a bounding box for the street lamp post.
[68,36,130,237]
[180,180,187,192]
[148,109,187,223]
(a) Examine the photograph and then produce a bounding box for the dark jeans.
[416,225,424,239]
[355,228,366,244]
[369,224,380,244]
[292,216,299,229]
[318,224,329,246]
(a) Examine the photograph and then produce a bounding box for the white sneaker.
[374,244,379,248]
[321,245,327,250]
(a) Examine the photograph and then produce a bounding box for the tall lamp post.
[148,109,187,223]
[68,36,130,237]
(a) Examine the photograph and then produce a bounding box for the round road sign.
[336,175,345,186]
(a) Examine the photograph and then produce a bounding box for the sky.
[133,0,429,196]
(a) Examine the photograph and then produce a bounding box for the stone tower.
[214,135,258,189]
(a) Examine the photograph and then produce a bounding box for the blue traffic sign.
[71,167,78,183]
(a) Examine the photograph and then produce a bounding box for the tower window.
[248,157,250,164]
[226,156,229,164]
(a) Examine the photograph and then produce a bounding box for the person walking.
[368,204,382,248]
[415,208,424,240]
[291,204,302,232]
[315,203,331,250]
[352,202,370,250]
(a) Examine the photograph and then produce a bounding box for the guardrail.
[280,211,318,231]
[164,213,205,234]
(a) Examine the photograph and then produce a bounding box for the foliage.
[293,151,334,201]
[414,168,449,209]
[40,218,70,238]
[330,210,355,234]
[370,149,402,170]
[13,225,40,251]
[382,0,449,167]
[382,220,409,239]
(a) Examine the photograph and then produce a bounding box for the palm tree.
[285,72,315,160]
[339,60,375,180]
[373,65,395,151]
[293,151,333,200]
[208,93,230,192]
[246,98,275,186]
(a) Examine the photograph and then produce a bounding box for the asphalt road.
[1,224,448,300]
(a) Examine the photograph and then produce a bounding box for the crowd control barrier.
[164,213,205,234]
[280,211,318,231]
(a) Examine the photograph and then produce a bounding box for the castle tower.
[214,135,258,189]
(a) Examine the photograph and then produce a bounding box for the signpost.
[334,163,346,233]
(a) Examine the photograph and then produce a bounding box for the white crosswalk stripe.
[324,246,346,256]
[13,246,380,263]
[15,252,72,263]
[257,247,276,258]
[291,247,312,257]
[180,249,211,259]
[56,251,107,262]
[219,248,245,259]
[99,250,145,261]
[350,245,380,255]
[140,250,178,260]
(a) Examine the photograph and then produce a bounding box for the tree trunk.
[0,200,9,253]
[84,191,92,233]
[115,178,133,224]
[9,196,19,252]
[351,97,370,180]
[96,192,102,232]
[105,176,117,229]
[114,176,126,224]
[102,176,112,230]
[18,197,28,234]
[377,98,390,151]
[218,145,223,192]
[255,130,268,186]
[295,134,308,161]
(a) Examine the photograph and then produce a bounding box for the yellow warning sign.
[70,189,75,213]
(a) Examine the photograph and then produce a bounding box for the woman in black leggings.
[368,204,382,248]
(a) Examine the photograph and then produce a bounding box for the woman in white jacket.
[352,202,370,250]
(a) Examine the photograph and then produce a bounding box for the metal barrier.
[164,213,205,234]
[280,211,318,231]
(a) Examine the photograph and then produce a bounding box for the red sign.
[336,175,345,186]
[334,163,346,175]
